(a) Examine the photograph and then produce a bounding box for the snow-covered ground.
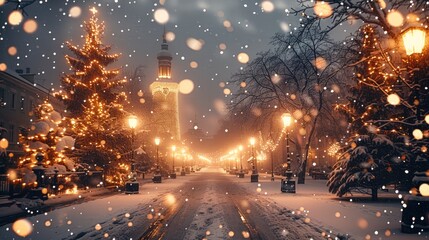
[1,168,429,240]
[232,172,429,240]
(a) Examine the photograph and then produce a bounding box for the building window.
[11,93,15,109]
[20,96,25,111]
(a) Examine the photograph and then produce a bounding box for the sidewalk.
[0,177,153,226]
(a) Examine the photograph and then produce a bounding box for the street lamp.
[181,148,186,176]
[249,137,258,182]
[125,115,139,194]
[400,26,429,233]
[0,138,8,174]
[170,145,177,179]
[281,112,295,193]
[153,137,162,183]
[238,145,244,178]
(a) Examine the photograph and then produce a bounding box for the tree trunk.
[371,187,378,201]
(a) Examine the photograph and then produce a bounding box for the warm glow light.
[172,145,176,152]
[402,27,426,55]
[281,113,292,127]
[155,137,161,146]
[419,183,429,196]
[8,10,23,25]
[69,6,82,18]
[387,93,401,105]
[186,38,204,51]
[249,137,256,146]
[154,8,169,24]
[425,114,429,124]
[0,0,5,6]
[412,129,423,140]
[237,52,250,64]
[12,219,33,237]
[238,145,243,151]
[0,63,7,71]
[313,1,333,18]
[261,1,275,12]
[179,79,194,94]
[0,138,9,149]
[387,11,404,27]
[128,115,138,129]
[8,46,17,56]
[23,19,38,33]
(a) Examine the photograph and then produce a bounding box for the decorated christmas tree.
[55,8,131,184]
[329,25,411,200]
[19,101,75,174]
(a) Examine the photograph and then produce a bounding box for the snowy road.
[0,167,325,239]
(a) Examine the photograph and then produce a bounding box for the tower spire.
[157,26,172,79]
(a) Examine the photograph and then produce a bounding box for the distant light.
[154,8,169,24]
[261,1,275,13]
[402,27,426,55]
[8,46,17,56]
[23,19,38,34]
[237,52,250,64]
[386,11,404,27]
[12,219,33,237]
[313,1,333,18]
[69,6,82,18]
[179,79,194,94]
[0,63,7,71]
[165,31,175,42]
[186,38,204,51]
[8,10,23,25]
[387,93,400,105]
[412,129,423,140]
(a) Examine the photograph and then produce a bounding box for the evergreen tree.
[329,25,411,200]
[19,101,75,172]
[56,9,131,184]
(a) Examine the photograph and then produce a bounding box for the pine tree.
[329,25,411,200]
[19,101,75,172]
[56,9,131,184]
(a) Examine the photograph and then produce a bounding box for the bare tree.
[228,26,351,183]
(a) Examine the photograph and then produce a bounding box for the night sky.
[0,0,353,135]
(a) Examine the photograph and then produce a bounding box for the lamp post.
[181,148,186,176]
[153,137,162,183]
[170,145,177,179]
[400,26,429,233]
[238,145,244,178]
[125,115,139,194]
[250,137,258,182]
[0,138,8,174]
[281,113,295,193]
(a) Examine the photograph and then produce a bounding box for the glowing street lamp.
[170,145,177,179]
[249,137,258,182]
[153,137,162,183]
[281,112,295,193]
[125,115,139,194]
[238,145,244,178]
[402,27,426,56]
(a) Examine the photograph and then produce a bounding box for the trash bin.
[281,180,296,193]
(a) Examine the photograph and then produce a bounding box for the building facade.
[149,32,181,141]
[0,69,62,159]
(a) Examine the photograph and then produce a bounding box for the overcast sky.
[0,0,354,135]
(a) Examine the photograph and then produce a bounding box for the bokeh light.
[313,1,333,18]
[387,11,404,27]
[179,79,194,94]
[387,93,400,105]
[237,52,250,64]
[8,46,17,56]
[95,223,102,231]
[219,43,227,50]
[412,129,423,140]
[0,0,5,6]
[186,38,204,51]
[223,88,231,95]
[0,63,7,71]
[23,19,38,34]
[261,1,275,13]
[190,61,198,68]
[165,31,175,42]
[12,219,33,237]
[69,6,82,18]
[154,8,169,24]
[313,57,327,70]
[419,183,429,196]
[8,10,23,25]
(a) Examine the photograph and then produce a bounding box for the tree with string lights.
[55,8,131,184]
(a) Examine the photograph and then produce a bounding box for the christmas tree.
[56,8,131,184]
[329,25,411,200]
[19,101,75,173]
